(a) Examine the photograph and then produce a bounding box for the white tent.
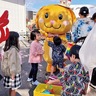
[71,5,96,18]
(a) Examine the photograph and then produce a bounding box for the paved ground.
[0,40,96,96]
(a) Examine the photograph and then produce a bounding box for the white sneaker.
[32,80,40,85]
[27,78,33,82]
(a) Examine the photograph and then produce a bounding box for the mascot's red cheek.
[0,10,9,43]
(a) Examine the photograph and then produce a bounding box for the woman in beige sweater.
[1,31,21,96]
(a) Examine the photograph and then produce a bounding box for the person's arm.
[19,51,22,65]
[30,43,38,56]
[47,79,60,84]
[71,21,78,42]
[37,50,44,55]
[48,41,54,47]
[9,48,17,80]
[83,71,90,84]
[37,45,44,55]
[82,68,90,95]
[47,69,67,85]
[62,45,66,52]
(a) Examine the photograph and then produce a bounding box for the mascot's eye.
[45,13,48,18]
[58,14,63,20]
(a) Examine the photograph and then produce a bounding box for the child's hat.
[79,6,89,15]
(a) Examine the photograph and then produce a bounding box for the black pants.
[91,67,96,86]
[29,63,38,82]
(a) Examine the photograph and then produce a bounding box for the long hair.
[3,31,20,52]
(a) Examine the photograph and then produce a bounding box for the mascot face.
[36,4,76,35]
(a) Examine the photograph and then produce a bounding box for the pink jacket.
[28,41,44,63]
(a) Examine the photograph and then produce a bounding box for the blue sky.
[26,0,96,11]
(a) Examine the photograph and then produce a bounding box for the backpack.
[1,51,10,76]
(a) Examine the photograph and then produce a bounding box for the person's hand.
[38,49,44,54]
[47,33,54,37]
[45,38,50,41]
[11,74,15,80]
[64,54,68,60]
[54,34,58,36]
[47,80,54,84]
[59,68,64,72]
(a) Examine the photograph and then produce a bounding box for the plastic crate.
[34,83,62,96]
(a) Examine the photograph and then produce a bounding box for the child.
[91,12,96,23]
[48,36,66,75]
[1,31,21,96]
[47,45,89,96]
[71,6,94,42]
[28,29,44,85]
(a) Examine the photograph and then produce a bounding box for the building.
[26,11,37,20]
[0,0,26,33]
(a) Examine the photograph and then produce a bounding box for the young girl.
[28,29,44,85]
[91,12,96,23]
[71,6,94,42]
[1,31,21,96]
[47,45,89,96]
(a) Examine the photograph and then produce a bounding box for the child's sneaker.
[32,80,40,85]
[27,78,33,82]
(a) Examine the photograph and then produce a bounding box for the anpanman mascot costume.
[35,0,76,72]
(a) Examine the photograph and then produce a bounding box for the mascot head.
[36,2,76,35]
